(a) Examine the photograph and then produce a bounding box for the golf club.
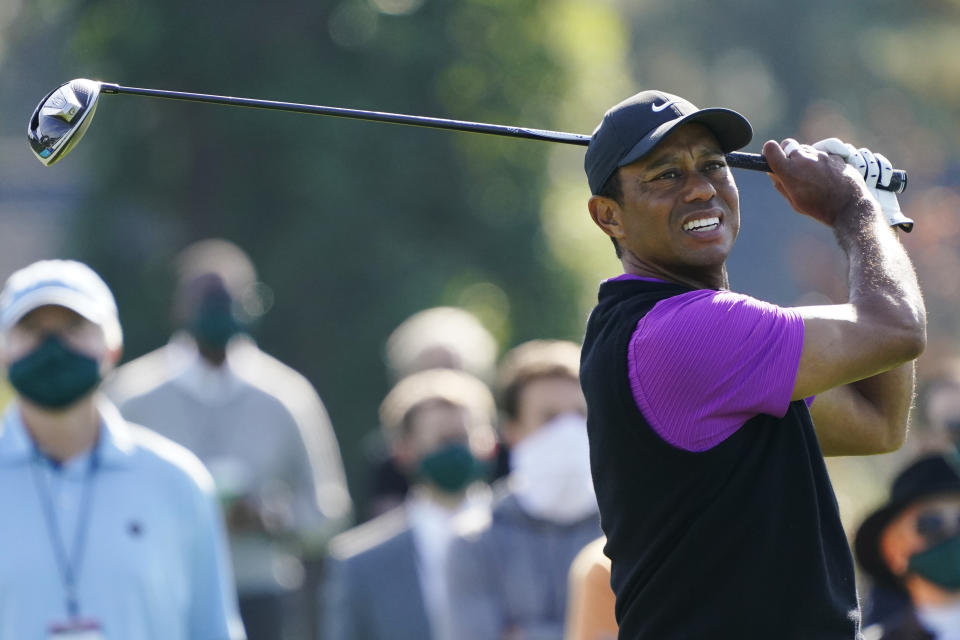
[28,78,910,195]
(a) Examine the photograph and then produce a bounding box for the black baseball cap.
[584,90,753,195]
[853,454,960,589]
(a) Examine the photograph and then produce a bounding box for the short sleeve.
[628,289,804,452]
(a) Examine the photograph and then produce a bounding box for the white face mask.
[510,412,597,524]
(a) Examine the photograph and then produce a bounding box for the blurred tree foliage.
[1,0,585,511]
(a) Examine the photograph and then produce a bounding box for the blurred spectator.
[385,306,498,383]
[0,259,244,639]
[366,306,501,519]
[446,340,602,640]
[564,536,617,640]
[105,239,351,640]
[917,369,960,457]
[322,368,497,640]
[854,454,960,639]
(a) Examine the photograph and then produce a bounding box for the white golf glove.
[812,138,913,232]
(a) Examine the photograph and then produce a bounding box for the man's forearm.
[835,198,926,363]
[850,360,915,450]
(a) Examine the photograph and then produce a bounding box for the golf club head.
[27,79,102,166]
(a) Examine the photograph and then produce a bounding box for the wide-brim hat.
[853,454,960,588]
[584,90,753,194]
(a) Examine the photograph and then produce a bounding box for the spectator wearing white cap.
[0,259,245,640]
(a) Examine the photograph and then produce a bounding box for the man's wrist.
[832,196,886,248]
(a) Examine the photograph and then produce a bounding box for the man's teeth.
[682,217,720,232]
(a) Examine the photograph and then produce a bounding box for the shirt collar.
[605,273,672,284]
[0,396,135,468]
[166,331,254,405]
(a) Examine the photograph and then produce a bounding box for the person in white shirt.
[105,239,351,640]
[0,258,244,640]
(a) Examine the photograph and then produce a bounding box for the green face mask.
[188,292,243,351]
[418,442,482,494]
[8,335,101,409]
[907,534,960,590]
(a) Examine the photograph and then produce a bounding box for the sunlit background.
[2,0,960,563]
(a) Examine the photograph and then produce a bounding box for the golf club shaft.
[100,83,906,192]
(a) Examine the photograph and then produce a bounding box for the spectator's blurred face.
[178,274,244,357]
[4,306,108,367]
[399,400,484,496]
[880,494,960,582]
[506,375,586,446]
[404,401,472,464]
[2,306,114,411]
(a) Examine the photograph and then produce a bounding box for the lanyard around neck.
[30,443,100,619]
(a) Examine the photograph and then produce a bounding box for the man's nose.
[682,170,717,202]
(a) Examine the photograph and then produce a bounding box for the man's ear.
[588,195,626,241]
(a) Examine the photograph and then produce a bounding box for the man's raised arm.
[764,138,926,455]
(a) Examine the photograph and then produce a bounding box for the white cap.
[0,259,122,349]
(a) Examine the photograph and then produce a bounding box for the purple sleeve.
[628,289,805,452]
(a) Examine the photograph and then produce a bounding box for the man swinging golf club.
[579,90,926,638]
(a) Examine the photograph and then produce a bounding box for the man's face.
[3,305,109,369]
[506,375,586,446]
[404,400,473,467]
[880,493,960,579]
[593,123,740,284]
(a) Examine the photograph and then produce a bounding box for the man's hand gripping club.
[764,137,913,231]
[811,138,913,231]
[762,136,926,456]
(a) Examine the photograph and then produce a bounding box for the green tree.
[2,0,586,512]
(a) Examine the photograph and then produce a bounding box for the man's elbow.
[890,316,926,364]
[876,422,908,454]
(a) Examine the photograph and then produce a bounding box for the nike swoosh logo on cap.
[651,99,679,112]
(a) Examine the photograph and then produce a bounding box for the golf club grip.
[725,152,907,193]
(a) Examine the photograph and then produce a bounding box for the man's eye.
[654,169,680,180]
[704,160,727,171]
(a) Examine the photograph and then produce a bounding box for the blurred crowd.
[1,240,959,640]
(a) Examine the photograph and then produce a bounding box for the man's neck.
[620,252,729,290]
[21,396,101,463]
[198,344,227,367]
[411,484,467,511]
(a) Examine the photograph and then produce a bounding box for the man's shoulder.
[450,487,520,544]
[123,422,215,495]
[229,342,329,419]
[327,507,410,563]
[104,345,178,404]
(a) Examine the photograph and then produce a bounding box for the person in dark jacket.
[579,89,926,638]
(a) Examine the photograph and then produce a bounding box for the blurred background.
[2,0,960,533]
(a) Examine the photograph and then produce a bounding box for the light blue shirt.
[0,398,246,640]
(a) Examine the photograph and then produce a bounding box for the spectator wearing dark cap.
[578,88,925,639]
[854,454,960,639]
